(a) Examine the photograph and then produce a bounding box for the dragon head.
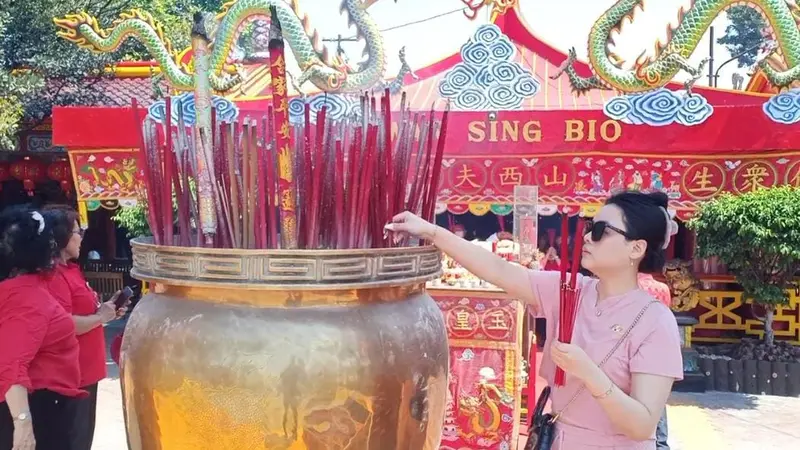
[53,12,105,50]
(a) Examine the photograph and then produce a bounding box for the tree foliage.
[688,187,800,344]
[0,0,224,150]
[112,202,151,238]
[718,5,767,68]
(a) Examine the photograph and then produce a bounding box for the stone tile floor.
[96,324,800,449]
[95,377,800,450]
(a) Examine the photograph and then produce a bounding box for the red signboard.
[439,107,799,156]
[438,153,800,216]
[53,105,800,210]
[434,293,523,450]
[68,149,143,201]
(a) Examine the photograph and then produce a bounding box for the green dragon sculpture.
[53,0,409,93]
[552,0,800,94]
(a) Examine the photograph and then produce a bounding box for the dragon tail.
[381,47,417,94]
[552,47,610,96]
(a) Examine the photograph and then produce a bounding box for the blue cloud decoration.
[603,89,714,127]
[762,89,800,124]
[438,24,540,110]
[288,94,360,124]
[147,92,239,125]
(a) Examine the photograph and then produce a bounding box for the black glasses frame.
[585,220,630,242]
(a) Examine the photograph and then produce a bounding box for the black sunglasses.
[585,220,630,242]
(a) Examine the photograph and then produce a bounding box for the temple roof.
[69,77,167,108]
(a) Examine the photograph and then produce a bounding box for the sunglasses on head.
[585,220,630,242]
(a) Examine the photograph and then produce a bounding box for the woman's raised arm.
[386,212,541,312]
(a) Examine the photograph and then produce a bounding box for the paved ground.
[666,391,800,450]
[95,324,800,449]
[94,376,800,449]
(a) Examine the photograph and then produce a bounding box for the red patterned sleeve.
[0,295,48,397]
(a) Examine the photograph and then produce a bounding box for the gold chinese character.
[278,145,293,182]
[272,75,287,97]
[456,164,481,188]
[688,166,717,193]
[790,168,800,187]
[741,164,769,192]
[280,189,295,211]
[270,55,285,71]
[499,167,523,186]
[453,310,474,331]
[275,97,289,113]
[544,165,567,186]
[485,311,509,331]
[279,122,291,140]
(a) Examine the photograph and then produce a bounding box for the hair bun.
[645,191,669,209]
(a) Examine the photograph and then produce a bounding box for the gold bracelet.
[592,383,614,400]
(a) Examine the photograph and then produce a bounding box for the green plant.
[0,0,225,148]
[688,186,800,346]
[113,177,195,238]
[718,5,767,68]
[112,201,152,238]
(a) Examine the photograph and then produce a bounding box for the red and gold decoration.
[438,153,800,219]
[53,106,800,216]
[10,157,46,196]
[47,159,74,196]
[68,149,142,201]
[268,6,297,249]
[434,293,523,449]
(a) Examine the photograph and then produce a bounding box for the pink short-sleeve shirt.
[529,271,683,450]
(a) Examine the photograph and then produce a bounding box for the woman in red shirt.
[42,206,126,450]
[0,205,85,450]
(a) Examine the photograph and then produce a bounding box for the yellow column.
[77,201,89,229]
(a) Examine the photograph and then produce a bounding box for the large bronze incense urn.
[124,239,449,449]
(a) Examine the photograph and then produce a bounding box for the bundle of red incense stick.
[132,90,449,250]
[555,214,585,386]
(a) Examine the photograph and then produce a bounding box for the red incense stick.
[424,102,449,221]
[131,100,162,244]
[334,139,345,248]
[163,97,174,245]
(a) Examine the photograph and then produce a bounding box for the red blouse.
[44,263,107,387]
[0,274,84,399]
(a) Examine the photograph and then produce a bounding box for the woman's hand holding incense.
[384,211,437,242]
[385,211,542,313]
[550,340,598,383]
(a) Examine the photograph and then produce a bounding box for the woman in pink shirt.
[387,191,683,449]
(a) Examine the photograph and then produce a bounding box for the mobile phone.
[114,286,134,309]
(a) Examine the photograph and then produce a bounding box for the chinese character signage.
[437,154,800,214]
[435,295,523,450]
[68,149,143,201]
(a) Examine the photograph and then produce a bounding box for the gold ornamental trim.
[130,238,443,291]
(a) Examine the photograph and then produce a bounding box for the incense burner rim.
[130,237,443,289]
[130,237,439,257]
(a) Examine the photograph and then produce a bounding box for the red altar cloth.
[434,292,524,450]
